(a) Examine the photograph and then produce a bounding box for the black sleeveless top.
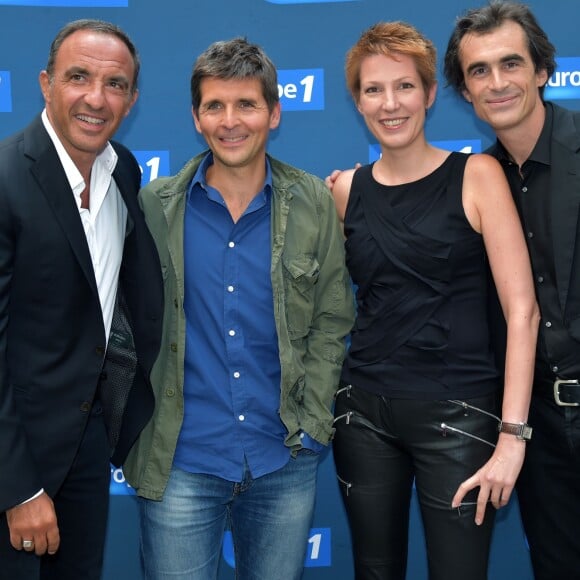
[341,152,500,399]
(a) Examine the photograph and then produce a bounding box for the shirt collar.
[495,103,552,167]
[41,108,118,198]
[187,151,273,203]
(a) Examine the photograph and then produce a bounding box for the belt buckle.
[553,379,580,407]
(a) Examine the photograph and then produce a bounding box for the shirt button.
[537,276,544,283]
[166,388,175,397]
[238,415,245,421]
[227,285,234,292]
[522,186,528,193]
[170,343,177,352]
[545,321,552,328]
[233,371,240,378]
[527,231,534,238]
[552,365,559,373]
[228,241,235,248]
[229,329,236,337]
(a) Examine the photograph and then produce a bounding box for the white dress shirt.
[41,109,127,343]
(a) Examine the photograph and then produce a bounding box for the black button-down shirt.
[495,104,580,380]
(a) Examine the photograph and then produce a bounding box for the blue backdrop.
[2,0,579,577]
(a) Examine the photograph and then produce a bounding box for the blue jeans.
[138,450,319,580]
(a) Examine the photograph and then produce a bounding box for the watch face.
[521,425,533,441]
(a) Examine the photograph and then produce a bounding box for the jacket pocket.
[282,254,319,339]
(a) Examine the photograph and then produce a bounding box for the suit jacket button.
[95,346,105,356]
[80,402,91,412]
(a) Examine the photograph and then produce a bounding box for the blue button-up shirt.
[173,153,291,481]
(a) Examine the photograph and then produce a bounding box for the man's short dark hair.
[46,19,140,94]
[190,37,279,114]
[444,1,556,97]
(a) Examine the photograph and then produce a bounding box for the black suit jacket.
[487,102,580,369]
[0,115,163,512]
[543,103,580,339]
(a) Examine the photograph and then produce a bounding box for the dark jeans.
[516,388,580,580]
[0,407,111,580]
[333,385,499,580]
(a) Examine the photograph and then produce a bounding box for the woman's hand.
[451,433,526,525]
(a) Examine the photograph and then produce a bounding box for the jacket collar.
[24,116,99,298]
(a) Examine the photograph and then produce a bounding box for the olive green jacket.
[124,152,354,500]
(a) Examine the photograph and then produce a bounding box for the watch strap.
[498,421,533,441]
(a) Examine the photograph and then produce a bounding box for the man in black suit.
[444,3,580,578]
[0,19,162,580]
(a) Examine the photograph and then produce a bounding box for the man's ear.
[269,102,281,130]
[39,70,51,103]
[192,106,202,134]
[125,88,139,117]
[536,68,549,90]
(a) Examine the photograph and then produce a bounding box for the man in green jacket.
[124,37,354,580]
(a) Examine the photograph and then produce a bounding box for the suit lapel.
[549,105,580,312]
[112,150,138,235]
[25,117,99,298]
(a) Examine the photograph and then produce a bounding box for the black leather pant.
[333,385,500,580]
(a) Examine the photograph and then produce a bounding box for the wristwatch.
[498,421,533,441]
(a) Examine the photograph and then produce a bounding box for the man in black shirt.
[445,3,580,578]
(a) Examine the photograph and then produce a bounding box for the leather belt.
[553,379,580,407]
